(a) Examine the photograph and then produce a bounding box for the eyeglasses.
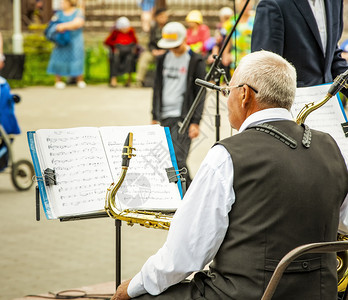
[220,83,259,97]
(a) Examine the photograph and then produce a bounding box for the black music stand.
[35,166,185,291]
[35,171,122,290]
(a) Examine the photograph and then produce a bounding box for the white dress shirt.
[128,108,348,297]
[308,0,327,54]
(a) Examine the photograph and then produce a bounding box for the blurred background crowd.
[0,0,345,91]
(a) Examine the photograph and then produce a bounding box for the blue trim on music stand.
[164,127,183,198]
[27,131,54,219]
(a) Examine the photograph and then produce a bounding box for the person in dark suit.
[251,0,348,97]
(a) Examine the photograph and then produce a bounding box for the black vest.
[193,121,348,300]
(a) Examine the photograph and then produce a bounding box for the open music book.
[27,125,183,220]
[291,84,348,156]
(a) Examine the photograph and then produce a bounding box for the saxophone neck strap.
[248,122,311,149]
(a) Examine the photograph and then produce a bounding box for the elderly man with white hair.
[112,50,348,300]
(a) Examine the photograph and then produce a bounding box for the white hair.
[234,50,297,110]
[116,16,130,30]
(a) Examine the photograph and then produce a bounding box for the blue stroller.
[0,76,34,191]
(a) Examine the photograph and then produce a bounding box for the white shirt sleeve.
[128,145,235,297]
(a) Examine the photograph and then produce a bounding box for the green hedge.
[8,31,112,88]
[84,43,109,82]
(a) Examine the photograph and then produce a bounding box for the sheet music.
[30,125,182,219]
[99,125,182,211]
[292,84,348,157]
[35,127,113,218]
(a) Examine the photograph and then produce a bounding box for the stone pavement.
[0,84,231,300]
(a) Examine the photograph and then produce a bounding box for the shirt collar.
[238,108,293,133]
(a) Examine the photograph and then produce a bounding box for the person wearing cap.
[220,6,234,24]
[104,16,138,87]
[136,8,169,87]
[251,0,348,97]
[185,10,211,56]
[151,21,206,188]
[111,50,348,300]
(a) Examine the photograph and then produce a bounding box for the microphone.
[195,78,230,97]
[327,69,348,97]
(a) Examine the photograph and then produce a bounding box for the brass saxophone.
[104,132,173,230]
[337,234,348,291]
[295,70,348,291]
[296,69,348,125]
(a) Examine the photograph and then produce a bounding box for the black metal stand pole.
[212,61,230,142]
[115,219,122,290]
[35,185,122,292]
[36,186,40,221]
[214,81,221,142]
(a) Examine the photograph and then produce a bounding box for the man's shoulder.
[217,132,247,146]
[309,126,337,141]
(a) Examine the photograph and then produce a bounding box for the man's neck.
[171,44,189,57]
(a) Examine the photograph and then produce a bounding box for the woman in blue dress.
[47,0,86,89]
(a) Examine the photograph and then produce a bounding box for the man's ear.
[241,85,252,109]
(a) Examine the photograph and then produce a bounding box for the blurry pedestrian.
[0,31,21,170]
[0,32,4,70]
[0,77,20,136]
[104,17,138,88]
[206,7,234,81]
[136,8,168,87]
[46,0,86,89]
[25,0,44,25]
[152,22,206,187]
[222,0,255,74]
[185,10,210,56]
[138,0,156,33]
[341,39,348,62]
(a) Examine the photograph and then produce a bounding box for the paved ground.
[0,84,231,300]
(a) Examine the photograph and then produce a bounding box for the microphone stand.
[178,0,250,140]
[215,68,221,142]
[212,58,230,141]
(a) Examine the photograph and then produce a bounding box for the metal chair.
[261,241,348,300]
